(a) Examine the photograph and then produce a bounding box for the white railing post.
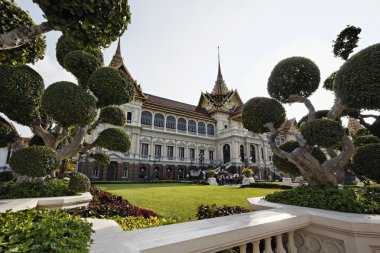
[275,234,286,253]
[252,241,260,253]
[239,244,247,253]
[287,231,298,253]
[263,237,273,253]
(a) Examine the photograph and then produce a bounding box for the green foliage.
[90,152,111,165]
[242,97,286,133]
[240,182,292,189]
[323,71,336,91]
[0,179,73,199]
[265,185,380,214]
[0,65,44,125]
[0,208,93,252]
[333,25,361,60]
[41,81,97,127]
[0,0,46,65]
[0,171,15,183]
[95,128,131,153]
[10,146,60,177]
[301,119,345,147]
[69,173,91,193]
[353,128,371,139]
[56,35,104,68]
[335,43,380,110]
[242,167,253,176]
[64,50,100,88]
[273,141,326,176]
[88,67,134,108]
[267,57,320,103]
[353,135,380,147]
[0,116,17,147]
[196,204,250,220]
[352,143,380,182]
[99,106,126,126]
[33,0,131,48]
[297,110,342,128]
[29,135,45,146]
[207,169,216,176]
[111,216,177,231]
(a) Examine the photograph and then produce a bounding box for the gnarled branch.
[327,97,346,120]
[288,95,316,122]
[57,127,87,159]
[322,136,355,170]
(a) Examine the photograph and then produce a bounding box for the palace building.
[79,41,276,181]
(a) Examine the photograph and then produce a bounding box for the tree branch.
[327,97,346,120]
[31,118,57,147]
[0,22,52,50]
[56,127,87,159]
[263,122,293,160]
[359,114,379,119]
[288,95,316,122]
[322,136,355,170]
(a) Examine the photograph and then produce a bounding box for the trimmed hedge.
[301,118,344,147]
[267,57,320,103]
[99,106,126,126]
[352,143,380,182]
[240,183,292,189]
[196,204,250,220]
[110,216,177,231]
[9,146,60,177]
[68,173,91,193]
[265,185,380,214]
[0,209,93,252]
[242,97,286,134]
[0,171,14,183]
[0,116,17,147]
[353,135,380,147]
[95,128,131,153]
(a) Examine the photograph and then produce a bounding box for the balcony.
[90,197,380,253]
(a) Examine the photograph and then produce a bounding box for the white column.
[287,231,298,253]
[252,241,260,253]
[275,234,286,253]
[263,237,273,253]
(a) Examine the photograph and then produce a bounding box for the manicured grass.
[97,183,281,221]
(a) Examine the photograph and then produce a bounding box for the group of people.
[215,173,242,185]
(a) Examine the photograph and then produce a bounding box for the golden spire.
[211,46,229,96]
[109,38,123,68]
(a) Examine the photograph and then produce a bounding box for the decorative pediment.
[140,136,151,143]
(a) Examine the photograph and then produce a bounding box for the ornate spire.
[211,46,229,96]
[109,38,123,68]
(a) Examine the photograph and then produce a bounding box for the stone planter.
[207,177,218,186]
[242,176,255,185]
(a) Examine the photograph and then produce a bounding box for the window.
[199,149,205,163]
[179,147,185,160]
[154,145,162,159]
[167,146,174,160]
[141,111,152,125]
[166,116,176,129]
[250,145,256,163]
[122,167,128,178]
[209,150,214,162]
[92,167,99,178]
[198,122,206,134]
[127,112,132,124]
[261,148,264,160]
[207,124,215,136]
[139,167,146,178]
[177,118,187,131]
[154,113,164,127]
[240,145,245,162]
[141,143,149,158]
[188,120,196,133]
[189,148,195,161]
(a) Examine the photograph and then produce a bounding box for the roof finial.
[217,46,223,82]
[116,38,122,57]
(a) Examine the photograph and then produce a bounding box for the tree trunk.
[58,159,67,179]
[0,22,53,50]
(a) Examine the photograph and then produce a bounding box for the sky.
[11,0,380,137]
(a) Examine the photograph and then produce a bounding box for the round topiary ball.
[301,119,345,147]
[68,173,91,193]
[323,71,337,91]
[95,128,131,153]
[353,135,380,148]
[99,106,126,126]
[242,97,286,133]
[297,110,343,128]
[352,143,380,182]
[64,50,100,88]
[9,146,60,177]
[0,116,17,148]
[273,141,327,176]
[335,43,380,110]
[268,57,320,103]
[41,81,97,127]
[0,65,44,125]
[88,67,134,108]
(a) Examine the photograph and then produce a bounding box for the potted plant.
[206,169,217,186]
[241,167,255,185]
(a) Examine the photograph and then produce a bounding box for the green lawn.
[97,183,281,221]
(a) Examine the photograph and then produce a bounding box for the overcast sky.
[12,0,380,137]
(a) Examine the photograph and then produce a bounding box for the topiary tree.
[0,0,131,55]
[0,116,18,148]
[68,173,91,193]
[352,143,380,182]
[0,1,134,183]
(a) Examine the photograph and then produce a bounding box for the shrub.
[265,185,380,214]
[90,152,111,165]
[242,167,253,177]
[323,71,336,91]
[95,128,131,153]
[297,110,342,128]
[0,116,18,147]
[0,209,93,252]
[9,146,60,177]
[301,119,345,147]
[267,57,320,103]
[242,97,286,133]
[352,143,380,182]
[353,135,380,147]
[69,173,91,193]
[207,169,216,177]
[99,106,126,126]
[0,179,73,199]
[196,204,250,220]
[0,171,14,182]
[110,216,177,231]
[240,183,292,189]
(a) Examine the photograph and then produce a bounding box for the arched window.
[188,120,196,133]
[223,144,230,164]
[250,145,256,163]
[122,167,128,178]
[240,145,245,162]
[141,111,152,125]
[139,167,146,179]
[198,122,206,134]
[92,167,99,178]
[261,147,264,160]
[177,118,187,131]
[154,113,164,127]
[207,124,215,136]
[166,116,176,129]
[166,167,172,177]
